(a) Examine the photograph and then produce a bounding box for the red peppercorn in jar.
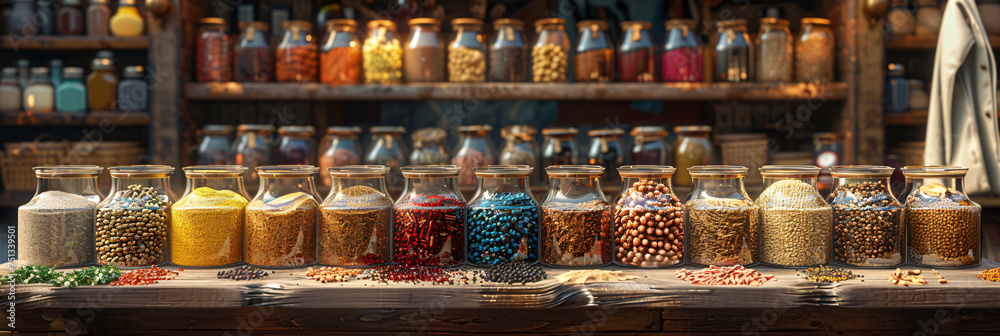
[277,20,318,82]
[196,18,233,82]
[393,165,466,267]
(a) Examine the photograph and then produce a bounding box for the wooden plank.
[0,111,150,127]
[0,36,150,51]
[886,34,1000,50]
[660,307,992,333]
[148,0,183,190]
[885,110,929,126]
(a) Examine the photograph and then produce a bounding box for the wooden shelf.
[0,111,150,127]
[184,82,849,101]
[0,36,149,51]
[886,34,1000,50]
[885,110,928,126]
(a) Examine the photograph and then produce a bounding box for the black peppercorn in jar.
[613,166,684,268]
[901,166,980,268]
[95,165,176,268]
[828,166,904,267]
[684,165,759,266]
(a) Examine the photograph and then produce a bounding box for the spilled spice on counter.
[217,265,269,281]
[675,265,777,286]
[797,266,860,283]
[306,266,364,283]
[555,270,638,284]
[110,266,178,286]
[480,262,547,284]
[977,267,1000,282]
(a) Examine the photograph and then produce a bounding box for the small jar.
[109,0,144,37]
[197,125,235,165]
[467,166,539,265]
[618,21,656,82]
[757,165,833,267]
[885,63,909,114]
[196,18,233,82]
[56,67,86,113]
[540,165,612,267]
[574,20,614,83]
[613,166,684,268]
[235,21,275,82]
[57,0,85,35]
[490,19,527,82]
[914,0,942,36]
[499,125,538,168]
[714,19,753,82]
[757,18,792,82]
[246,165,321,268]
[87,55,118,111]
[318,126,363,187]
[364,126,409,187]
[908,79,929,111]
[393,165,466,266]
[320,19,362,85]
[449,18,487,83]
[362,20,403,84]
[232,124,274,185]
[452,125,497,186]
[171,166,250,267]
[18,166,103,267]
[631,126,671,166]
[37,0,56,35]
[795,18,835,83]
[541,128,579,181]
[87,0,111,36]
[96,165,176,268]
[403,18,445,83]
[662,19,702,82]
[24,67,55,113]
[586,128,625,183]
[532,18,570,83]
[902,166,981,268]
[829,166,904,267]
[887,0,915,35]
[8,0,37,37]
[320,165,393,267]
[0,68,22,112]
[118,66,147,111]
[684,165,759,266]
[410,127,450,165]
[276,125,316,165]
[673,125,713,186]
[277,20,318,82]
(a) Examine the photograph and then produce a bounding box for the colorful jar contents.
[673,126,713,186]
[196,18,233,82]
[675,265,777,286]
[276,21,318,82]
[467,167,539,265]
[662,20,702,82]
[318,126,363,187]
[685,166,759,266]
[320,183,393,267]
[829,166,903,267]
[448,18,487,83]
[246,192,318,267]
[613,168,684,268]
[574,20,614,82]
[235,22,274,82]
[118,66,147,111]
[541,200,613,267]
[320,19,362,85]
[394,193,466,267]
[56,67,87,112]
[756,167,833,267]
[532,18,569,83]
[403,18,445,83]
[490,19,527,82]
[110,266,178,286]
[19,191,97,268]
[109,0,144,37]
[903,166,981,267]
[618,21,656,82]
[96,184,170,267]
[795,18,835,82]
[362,20,403,84]
[756,18,793,82]
[452,125,497,186]
[87,0,111,36]
[171,187,248,267]
[714,19,753,82]
[87,55,118,111]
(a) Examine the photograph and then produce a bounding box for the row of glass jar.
[0,57,146,113]
[6,0,144,37]
[17,163,979,270]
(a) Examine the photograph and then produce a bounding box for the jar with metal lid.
[540,128,579,181]
[277,20,318,82]
[86,0,110,36]
[393,165,466,266]
[795,18,834,82]
[499,125,538,168]
[96,165,176,268]
[56,67,86,113]
[404,18,445,83]
[908,79,929,110]
[662,19,702,82]
[449,18,487,83]
[490,18,527,82]
[886,63,909,114]
[541,165,612,267]
[118,66,147,111]
[756,18,792,82]
[453,125,497,186]
[631,126,671,166]
[586,128,625,182]
[232,124,274,184]
[320,19,361,85]
[197,125,235,165]
[574,20,614,82]
[613,165,684,268]
[364,126,409,187]
[410,127,450,165]
[171,165,249,267]
[57,0,84,35]
[828,166,904,267]
[902,166,980,268]
[87,55,117,111]
[0,68,22,112]
[18,166,103,267]
[914,0,942,36]
[320,165,393,267]
[8,0,37,37]
[196,18,232,82]
[532,18,570,83]
[714,19,753,82]
[756,165,832,267]
[684,165,759,266]
[318,126,363,187]
[887,0,915,35]
[673,125,713,186]
[246,165,320,268]
[467,165,539,265]
[276,125,316,165]
[109,0,143,37]
[24,67,54,113]
[619,21,656,82]
[235,21,274,82]
[362,20,403,84]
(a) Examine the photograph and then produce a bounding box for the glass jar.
[613,166,684,268]
[87,55,118,111]
[50,59,62,87]
[37,0,56,35]
[236,21,274,82]
[87,0,111,36]
[756,18,792,82]
[24,67,55,113]
[410,127,450,165]
[795,18,835,83]
[541,128,579,176]
[56,67,87,112]
[757,165,832,267]
[276,126,316,165]
[684,165,759,266]
[673,125,713,186]
[886,63,909,114]
[96,165,176,267]
[914,0,942,36]
[499,125,538,168]
[586,128,625,183]
[448,18,487,83]
[828,166,904,267]
[232,124,274,185]
[277,20,318,82]
[118,66,147,111]
[320,19,361,85]
[362,20,403,84]
[452,125,497,186]
[320,165,393,267]
[404,18,445,83]
[246,165,320,267]
[197,125,235,165]
[631,126,671,166]
[8,0,37,37]
[887,0,915,35]
[318,126,363,187]
[540,165,612,267]
[813,132,840,193]
[714,19,753,82]
[0,68,22,112]
[662,19,702,82]
[467,166,539,265]
[902,166,980,268]
[618,21,656,82]
[574,20,614,83]
[18,166,103,267]
[18,59,29,88]
[364,126,409,187]
[909,79,929,110]
[171,166,249,267]
[532,18,570,83]
[393,165,466,266]
[490,19,527,82]
[109,0,144,37]
[57,0,85,35]
[196,18,233,82]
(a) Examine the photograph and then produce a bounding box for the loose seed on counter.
[675,265,776,286]
[555,270,638,284]
[481,262,547,284]
[109,266,178,286]
[888,268,926,286]
[977,267,1000,282]
[797,266,860,283]
[217,265,269,281]
[306,266,363,283]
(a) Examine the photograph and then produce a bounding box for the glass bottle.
[320,19,361,85]
[318,126,363,187]
[586,128,625,183]
[87,0,111,36]
[196,18,233,82]
[171,165,249,267]
[276,20,317,82]
[410,127,450,165]
[363,126,409,187]
[490,18,527,82]
[618,21,656,82]
[540,165,612,267]
[96,165,176,267]
[8,0,37,37]
[886,63,909,114]
[403,18,445,83]
[18,166,103,268]
[117,66,147,111]
[756,165,833,267]
[795,18,834,83]
[196,125,234,165]
[631,126,671,166]
[449,18,487,83]
[662,19,702,82]
[0,68,22,112]
[57,0,85,35]
[56,67,87,113]
[362,20,403,84]
[320,165,393,267]
[828,166,904,267]
[275,125,316,165]
[532,18,570,83]
[452,125,497,186]
[232,124,274,185]
[37,0,56,35]
[714,19,753,82]
[393,165,466,266]
[24,67,55,113]
[901,166,980,268]
[467,166,539,265]
[235,21,274,82]
[574,20,614,83]
[756,18,792,82]
[87,55,118,111]
[499,125,538,168]
[613,165,684,267]
[540,128,579,177]
[684,165,759,266]
[109,0,144,37]
[673,125,713,186]
[246,165,320,267]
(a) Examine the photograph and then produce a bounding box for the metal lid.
[412,127,447,143]
[283,20,314,31]
[63,67,85,78]
[30,67,49,75]
[758,165,821,178]
[801,17,831,25]
[813,132,838,141]
[370,126,406,134]
[237,124,275,133]
[183,165,248,178]
[545,165,604,178]
[401,165,462,177]
[451,18,483,26]
[328,165,390,178]
[576,20,609,30]
[326,126,362,135]
[493,18,524,30]
[92,57,115,70]
[474,165,533,178]
[829,165,896,178]
[901,165,969,178]
[688,165,748,178]
[256,165,320,177]
[124,66,144,78]
[534,18,565,27]
[620,21,652,30]
[541,127,578,136]
[325,19,358,28]
[674,125,712,133]
[277,125,316,136]
[618,165,676,178]
[199,17,227,26]
[33,165,103,178]
[665,19,696,30]
[587,128,624,138]
[408,18,441,26]
[109,165,175,178]
[203,124,235,135]
[630,126,668,137]
[239,21,270,31]
[367,20,397,32]
[759,17,790,26]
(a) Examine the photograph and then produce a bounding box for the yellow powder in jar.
[170,187,248,267]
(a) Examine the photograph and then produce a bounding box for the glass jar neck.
[329,176,388,196]
[690,176,750,201]
[547,176,605,202]
[184,176,249,199]
[257,176,319,200]
[678,130,710,138]
[621,176,672,193]
[110,176,173,198]
[763,176,817,189]
[905,176,967,195]
[35,176,102,201]
[477,176,529,195]
[403,176,462,199]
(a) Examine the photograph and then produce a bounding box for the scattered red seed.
[675,265,777,286]
[110,266,179,286]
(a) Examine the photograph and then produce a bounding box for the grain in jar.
[320,19,361,85]
[170,166,249,267]
[574,20,614,82]
[532,18,569,83]
[404,18,445,83]
[673,126,713,186]
[320,166,393,267]
[449,19,487,83]
[795,18,835,82]
[613,166,684,267]
[196,18,233,82]
[245,166,320,268]
[276,21,318,82]
[541,165,612,267]
[685,165,759,266]
[902,166,980,267]
[756,18,792,82]
[756,165,832,267]
[490,19,527,82]
[828,166,903,267]
[96,166,176,268]
[362,20,403,84]
[18,166,103,268]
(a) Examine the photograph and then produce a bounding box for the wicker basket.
[889,141,925,167]
[717,133,769,185]
[67,141,147,189]
[1,139,69,191]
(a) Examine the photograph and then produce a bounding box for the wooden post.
[845,0,886,164]
[147,0,183,187]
